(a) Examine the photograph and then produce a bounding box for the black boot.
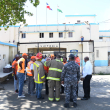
[64,103,70,108]
[73,102,77,108]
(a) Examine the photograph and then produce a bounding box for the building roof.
[99,30,110,32]
[65,14,96,17]
[0,23,99,28]
[0,41,17,47]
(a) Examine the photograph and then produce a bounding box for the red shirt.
[44,66,49,73]
[75,57,80,66]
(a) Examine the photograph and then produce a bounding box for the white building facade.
[0,15,110,73]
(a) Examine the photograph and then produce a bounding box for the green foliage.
[0,0,39,30]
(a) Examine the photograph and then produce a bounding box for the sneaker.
[18,95,25,98]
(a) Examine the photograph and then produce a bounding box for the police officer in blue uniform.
[61,54,80,108]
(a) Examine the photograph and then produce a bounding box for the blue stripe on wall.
[99,36,110,37]
[94,60,108,66]
[99,30,110,32]
[80,60,108,67]
[0,41,17,47]
[65,15,96,17]
[23,31,75,33]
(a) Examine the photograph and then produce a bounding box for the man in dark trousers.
[81,57,92,100]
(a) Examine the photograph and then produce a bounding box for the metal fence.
[17,40,94,73]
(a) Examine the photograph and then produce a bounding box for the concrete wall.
[99,31,110,36]
[0,27,15,43]
[95,67,110,74]
[94,42,110,66]
[0,44,9,72]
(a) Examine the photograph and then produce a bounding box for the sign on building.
[70,49,78,56]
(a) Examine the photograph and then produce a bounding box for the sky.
[24,0,110,30]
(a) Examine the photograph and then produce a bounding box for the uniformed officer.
[61,54,80,108]
[44,55,63,102]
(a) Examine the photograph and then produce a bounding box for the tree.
[0,0,39,30]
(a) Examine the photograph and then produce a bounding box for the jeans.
[28,76,34,95]
[14,76,18,91]
[36,83,43,98]
[24,71,27,81]
[17,72,25,96]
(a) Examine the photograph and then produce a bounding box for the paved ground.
[0,75,110,110]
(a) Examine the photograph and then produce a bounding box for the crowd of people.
[12,52,92,108]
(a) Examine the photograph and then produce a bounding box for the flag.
[57,6,63,13]
[46,3,52,10]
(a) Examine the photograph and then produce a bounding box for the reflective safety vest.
[12,60,18,75]
[75,57,80,66]
[17,58,25,73]
[27,61,33,76]
[33,61,45,84]
[44,59,64,81]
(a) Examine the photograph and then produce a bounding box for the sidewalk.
[0,75,110,110]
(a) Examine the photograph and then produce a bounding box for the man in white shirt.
[81,57,92,100]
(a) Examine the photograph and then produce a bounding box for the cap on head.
[22,53,28,57]
[69,54,75,60]
[15,54,19,58]
[51,54,54,57]
[31,56,36,60]
[36,52,42,60]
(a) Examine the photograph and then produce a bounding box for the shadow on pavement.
[6,91,110,110]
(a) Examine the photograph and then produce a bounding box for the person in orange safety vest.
[17,53,28,98]
[75,56,80,66]
[27,56,36,96]
[12,55,20,94]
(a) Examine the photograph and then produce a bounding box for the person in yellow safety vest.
[27,56,36,96]
[31,52,45,100]
[17,53,28,98]
[44,55,64,102]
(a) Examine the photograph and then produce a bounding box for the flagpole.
[46,4,47,31]
[36,7,37,25]
[36,6,37,31]
[57,5,58,31]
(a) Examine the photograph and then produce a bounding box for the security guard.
[44,55,63,102]
[61,54,80,108]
